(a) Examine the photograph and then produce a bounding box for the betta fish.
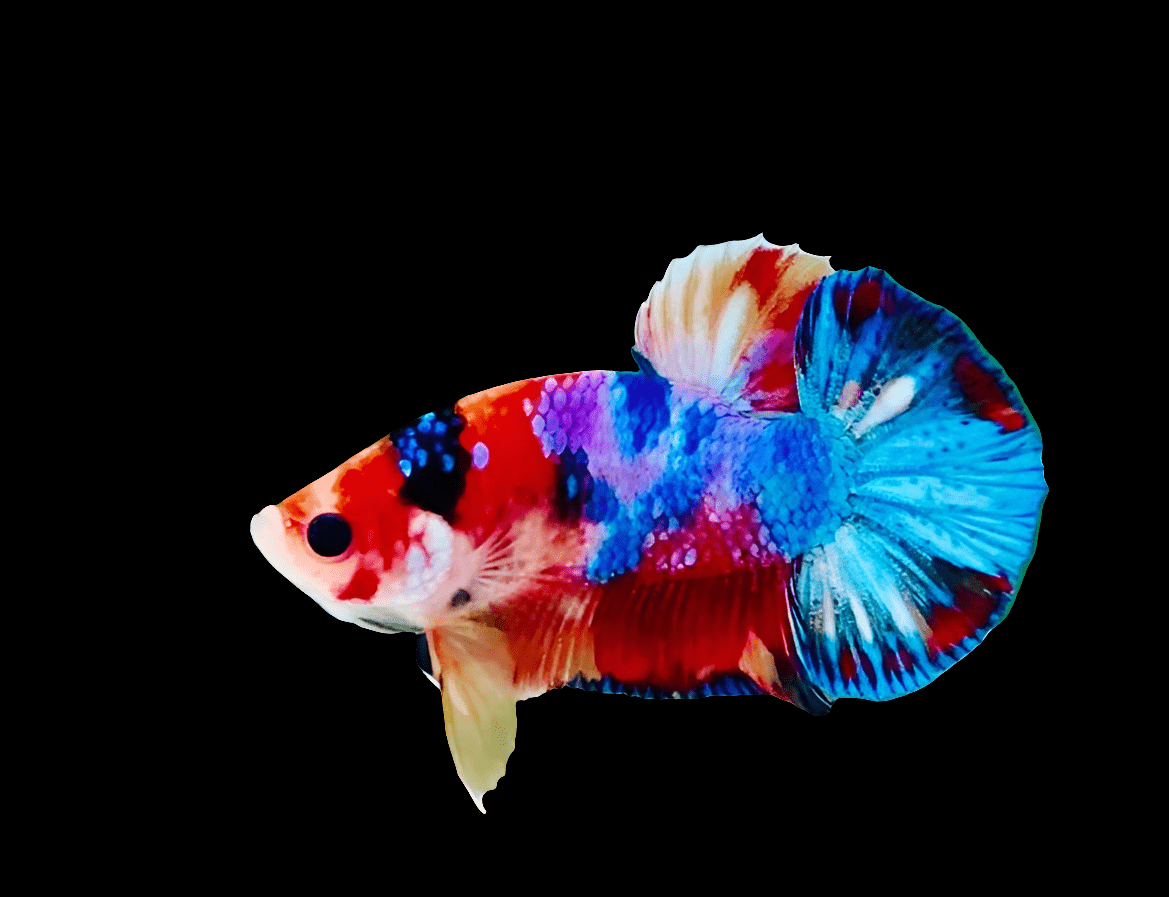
[250,236,1045,811]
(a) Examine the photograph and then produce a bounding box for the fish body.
[251,237,1046,810]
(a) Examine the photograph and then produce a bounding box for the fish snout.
[250,505,283,562]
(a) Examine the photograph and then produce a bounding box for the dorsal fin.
[633,236,832,413]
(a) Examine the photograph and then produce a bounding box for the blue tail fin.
[790,268,1045,701]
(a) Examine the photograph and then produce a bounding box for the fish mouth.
[250,506,285,569]
[250,505,323,601]
[252,506,422,633]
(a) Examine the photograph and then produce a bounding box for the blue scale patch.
[681,402,718,455]
[390,408,472,522]
[582,423,713,583]
[585,495,644,582]
[583,393,759,583]
[610,367,671,458]
[736,415,855,558]
[564,673,766,699]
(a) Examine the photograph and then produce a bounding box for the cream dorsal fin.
[634,236,833,412]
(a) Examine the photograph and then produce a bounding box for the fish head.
[250,434,473,634]
[252,382,572,635]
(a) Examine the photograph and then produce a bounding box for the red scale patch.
[637,501,787,582]
[454,378,558,542]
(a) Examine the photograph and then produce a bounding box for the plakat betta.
[251,236,1046,811]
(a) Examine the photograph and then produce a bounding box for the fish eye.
[306,513,352,557]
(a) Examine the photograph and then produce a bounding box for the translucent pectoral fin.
[431,623,525,813]
[441,678,517,813]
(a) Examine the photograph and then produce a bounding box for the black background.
[217,167,1061,845]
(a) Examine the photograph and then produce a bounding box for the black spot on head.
[450,589,471,608]
[306,513,351,557]
[390,407,472,523]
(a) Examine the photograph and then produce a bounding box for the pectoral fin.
[429,622,528,813]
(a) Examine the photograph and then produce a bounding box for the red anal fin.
[588,563,798,696]
[501,588,602,692]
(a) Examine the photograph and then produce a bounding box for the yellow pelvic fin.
[430,621,534,813]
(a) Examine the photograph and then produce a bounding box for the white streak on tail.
[849,594,874,642]
[852,376,916,437]
[822,551,840,642]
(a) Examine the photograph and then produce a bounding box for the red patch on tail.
[883,642,917,680]
[833,279,882,329]
[953,355,1025,432]
[925,570,1009,656]
[838,645,858,684]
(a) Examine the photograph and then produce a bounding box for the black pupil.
[307,513,352,557]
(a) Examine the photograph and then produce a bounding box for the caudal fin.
[789,268,1045,701]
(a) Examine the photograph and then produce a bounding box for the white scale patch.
[396,511,455,605]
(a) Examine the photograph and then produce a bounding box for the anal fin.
[739,630,832,716]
